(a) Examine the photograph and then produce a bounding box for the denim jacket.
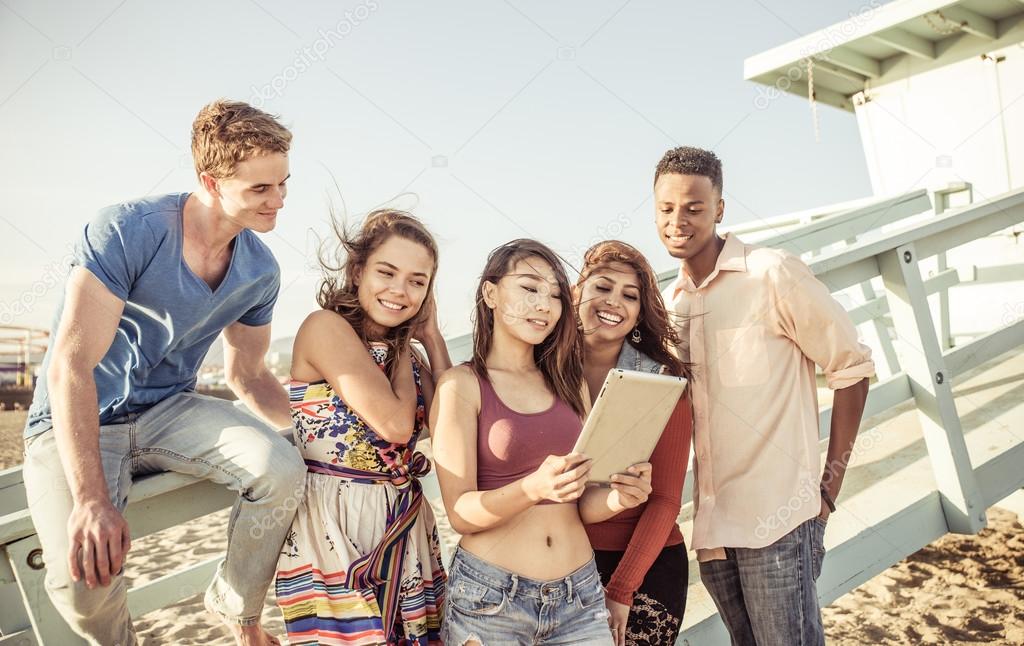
[615,341,665,375]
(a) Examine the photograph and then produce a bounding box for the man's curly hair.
[653,146,723,192]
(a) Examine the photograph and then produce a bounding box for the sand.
[2,410,1021,645]
[0,411,27,471]
[823,506,1024,645]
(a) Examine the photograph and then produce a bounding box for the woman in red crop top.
[431,239,656,646]
[576,241,693,646]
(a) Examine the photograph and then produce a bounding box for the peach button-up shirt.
[663,234,874,561]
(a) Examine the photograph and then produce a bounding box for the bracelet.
[819,486,836,513]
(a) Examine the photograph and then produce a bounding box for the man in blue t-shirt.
[23,100,304,646]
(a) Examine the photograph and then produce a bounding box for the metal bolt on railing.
[27,548,44,570]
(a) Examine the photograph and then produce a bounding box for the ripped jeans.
[442,546,614,646]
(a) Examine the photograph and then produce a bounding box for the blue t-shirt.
[25,192,280,438]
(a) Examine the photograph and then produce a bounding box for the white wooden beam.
[0,511,33,547]
[816,493,949,607]
[128,555,221,618]
[976,443,1024,508]
[0,628,39,645]
[818,373,914,440]
[811,59,870,84]
[783,78,854,111]
[0,579,30,637]
[5,537,84,645]
[944,318,1024,378]
[818,48,881,78]
[870,27,936,59]
[879,242,986,534]
[845,266,958,326]
[744,0,973,80]
[936,5,997,40]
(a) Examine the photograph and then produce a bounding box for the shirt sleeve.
[604,396,693,606]
[770,253,875,390]
[237,272,280,327]
[72,207,139,300]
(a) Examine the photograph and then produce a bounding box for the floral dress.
[275,343,445,645]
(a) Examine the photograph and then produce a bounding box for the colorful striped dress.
[275,343,446,645]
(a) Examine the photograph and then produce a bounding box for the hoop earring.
[631,327,642,343]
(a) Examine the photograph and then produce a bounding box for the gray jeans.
[22,392,306,646]
[699,517,827,646]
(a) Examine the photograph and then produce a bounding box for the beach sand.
[2,410,1021,644]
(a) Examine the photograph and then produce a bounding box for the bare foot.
[223,623,281,646]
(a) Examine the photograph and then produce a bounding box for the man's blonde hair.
[191,99,292,179]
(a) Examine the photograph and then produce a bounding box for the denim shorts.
[443,546,614,645]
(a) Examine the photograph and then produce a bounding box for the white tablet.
[572,369,687,484]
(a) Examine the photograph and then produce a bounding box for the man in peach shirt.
[654,147,874,646]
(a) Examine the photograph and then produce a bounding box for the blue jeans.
[699,517,827,646]
[443,546,615,645]
[23,392,307,645]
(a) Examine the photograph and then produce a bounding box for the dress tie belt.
[304,452,431,642]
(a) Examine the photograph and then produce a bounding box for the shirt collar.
[671,232,747,297]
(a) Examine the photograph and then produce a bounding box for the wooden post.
[879,242,986,533]
[5,536,84,645]
[846,236,900,378]
[931,183,974,349]
[0,552,33,641]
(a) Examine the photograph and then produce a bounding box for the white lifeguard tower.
[745,0,1023,201]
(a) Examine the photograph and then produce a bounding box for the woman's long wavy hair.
[316,209,439,380]
[470,239,586,417]
[576,240,691,380]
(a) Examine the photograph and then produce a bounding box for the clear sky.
[0,0,879,343]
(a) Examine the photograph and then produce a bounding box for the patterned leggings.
[594,542,689,646]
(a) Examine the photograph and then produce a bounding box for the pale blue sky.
[0,0,880,341]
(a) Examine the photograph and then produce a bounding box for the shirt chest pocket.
[714,325,770,387]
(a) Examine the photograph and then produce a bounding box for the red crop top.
[474,371,583,504]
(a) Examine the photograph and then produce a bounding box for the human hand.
[606,597,630,646]
[524,453,592,503]
[411,295,442,344]
[609,462,653,512]
[818,497,831,522]
[67,497,131,589]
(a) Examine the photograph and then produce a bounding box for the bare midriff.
[458,503,593,580]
